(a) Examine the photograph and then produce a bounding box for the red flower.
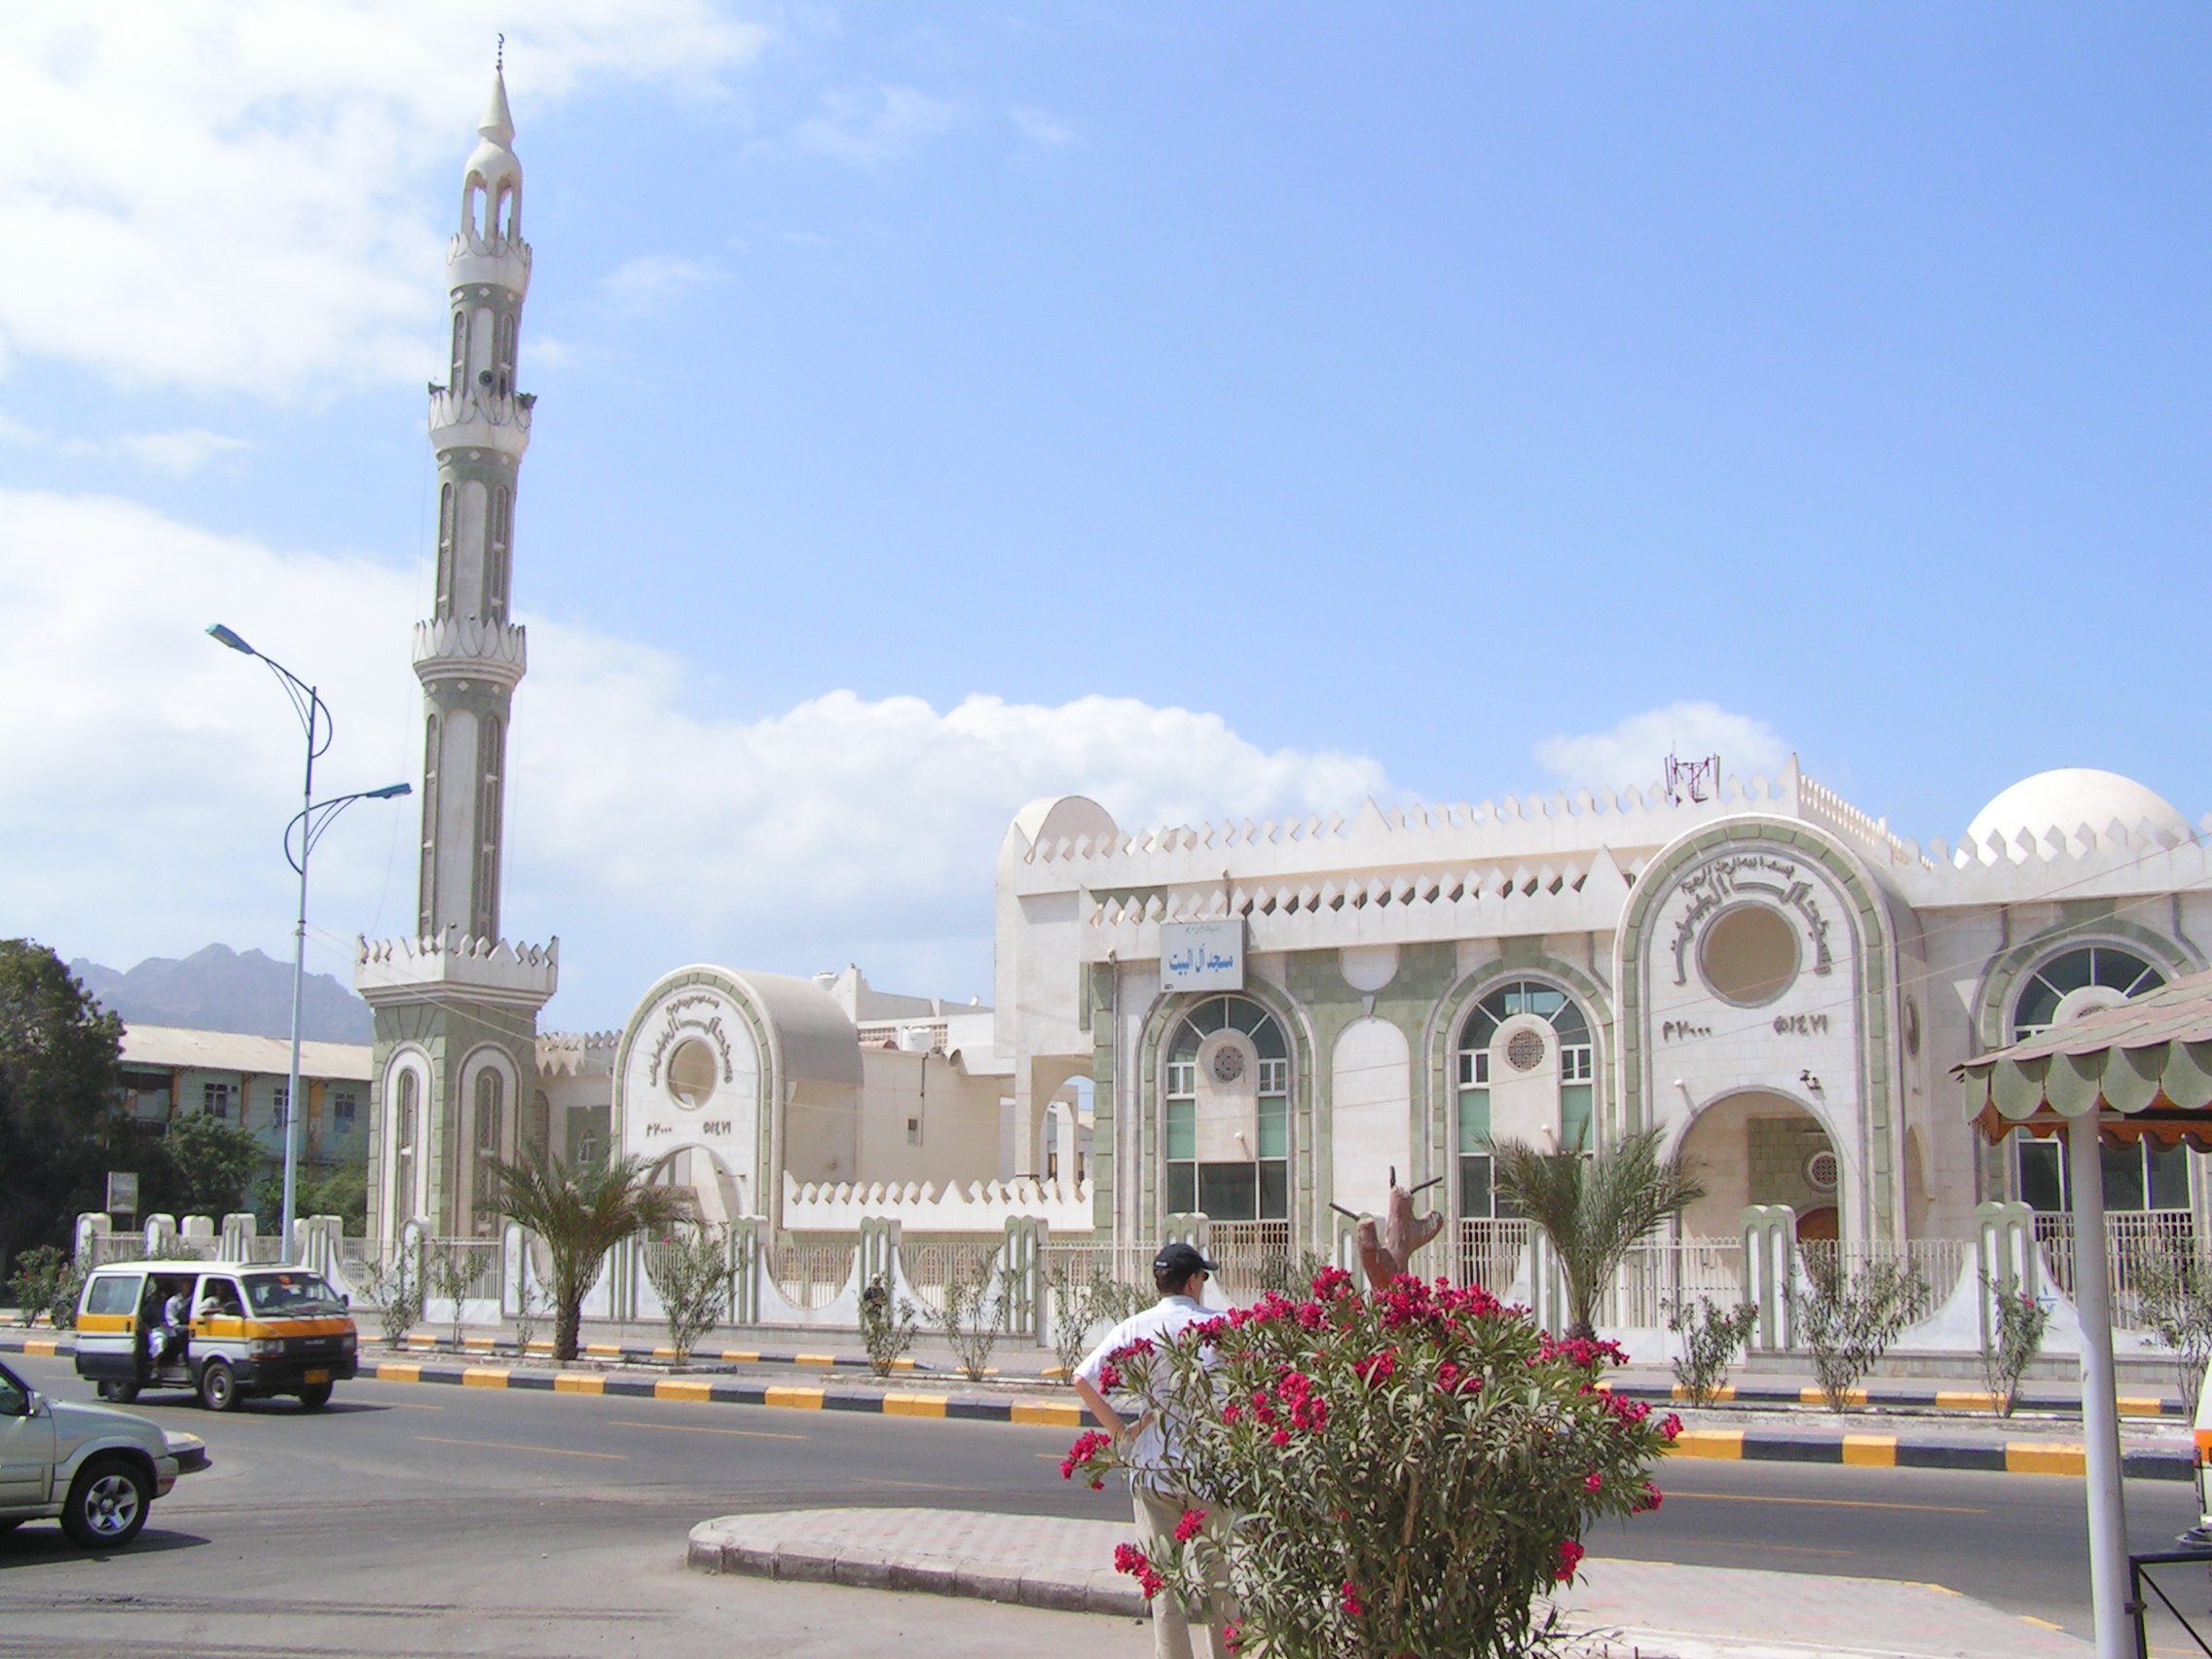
[1174,1507,1207,1542]
[1114,1542,1164,1599]
[1096,1360,1122,1391]
[1270,1427,1291,1447]
[1659,1412,1683,1442]
[1554,1538,1586,1582]
[1583,1470,1602,1494]
[1340,1579,1366,1617]
[1224,1618,1243,1654]
[1353,1348,1398,1387]
[1059,1429,1113,1483]
[1633,1482,1663,1513]
[1221,1404,1242,1425]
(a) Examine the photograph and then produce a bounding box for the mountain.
[70,944,374,1044]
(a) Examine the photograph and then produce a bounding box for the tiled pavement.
[686,1506,2095,1659]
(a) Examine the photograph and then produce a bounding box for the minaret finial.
[496,33,504,73]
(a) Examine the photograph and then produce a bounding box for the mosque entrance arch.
[1676,1090,1841,1243]
[645,1144,749,1226]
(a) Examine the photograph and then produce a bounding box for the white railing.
[2036,1211,2198,1331]
[767,1240,854,1311]
[1457,1220,1533,1296]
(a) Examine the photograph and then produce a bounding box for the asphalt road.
[1,1351,2200,1655]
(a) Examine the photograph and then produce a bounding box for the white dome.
[1966,768,2191,850]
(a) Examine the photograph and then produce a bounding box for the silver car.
[0,1357,208,1548]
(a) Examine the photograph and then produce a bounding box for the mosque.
[357,74,2211,1272]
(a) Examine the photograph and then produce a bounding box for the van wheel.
[199,1360,240,1414]
[98,1382,140,1405]
[297,1382,333,1410]
[60,1456,150,1549]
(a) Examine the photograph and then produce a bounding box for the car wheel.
[98,1381,140,1405]
[199,1359,240,1414]
[59,1456,151,1549]
[297,1382,333,1410]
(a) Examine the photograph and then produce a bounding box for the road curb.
[3,1334,2191,1480]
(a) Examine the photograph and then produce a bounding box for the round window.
[666,1038,718,1110]
[1504,1029,1546,1072]
[1210,1046,1247,1086]
[1805,1149,1839,1194]
[1698,904,1800,1007]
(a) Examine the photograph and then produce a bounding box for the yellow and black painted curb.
[2,1333,2190,1476]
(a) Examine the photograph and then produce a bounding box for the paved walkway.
[687,1507,2093,1659]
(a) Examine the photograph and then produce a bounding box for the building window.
[1456,980,1596,1218]
[473,716,504,942]
[1162,994,1289,1221]
[435,484,456,618]
[390,1069,418,1235]
[472,1069,504,1235]
[2013,1132,2190,1215]
[2012,945,2165,1040]
[203,1082,233,1121]
[272,1085,289,1127]
[419,714,441,936]
[332,1090,358,1131]
[906,1116,923,1146]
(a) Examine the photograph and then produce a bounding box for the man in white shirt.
[1073,1242,1233,1659]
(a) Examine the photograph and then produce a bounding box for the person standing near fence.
[1072,1242,1235,1659]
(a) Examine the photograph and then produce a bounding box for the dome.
[1966,769,2192,850]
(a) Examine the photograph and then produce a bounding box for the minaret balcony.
[413,616,527,689]
[355,930,558,1013]
[446,231,532,296]
[428,386,532,461]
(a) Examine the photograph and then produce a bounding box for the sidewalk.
[686,1506,2093,1659]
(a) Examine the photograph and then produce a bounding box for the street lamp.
[206,623,410,1257]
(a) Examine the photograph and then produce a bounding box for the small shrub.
[644,1225,731,1365]
[358,1253,422,1347]
[1063,1270,1678,1659]
[936,1253,1018,1382]
[1045,1264,1149,1383]
[1979,1274,2050,1418]
[1665,1296,1759,1406]
[7,1246,84,1329]
[2127,1252,2212,1413]
[859,1273,920,1377]
[511,1264,542,1357]
[1792,1253,1932,1412]
[425,1242,484,1349]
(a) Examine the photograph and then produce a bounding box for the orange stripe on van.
[2194,1429,2212,1466]
[76,1313,132,1335]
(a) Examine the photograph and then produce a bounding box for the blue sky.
[1,4,2205,1028]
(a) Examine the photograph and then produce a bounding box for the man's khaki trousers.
[1131,1484,1234,1659]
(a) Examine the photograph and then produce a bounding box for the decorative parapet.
[1890,812,2211,908]
[446,229,532,295]
[355,929,559,1013]
[781,1171,1095,1235]
[413,616,527,689]
[428,385,532,461]
[537,1029,620,1077]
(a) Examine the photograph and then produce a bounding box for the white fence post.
[1740,1205,1796,1351]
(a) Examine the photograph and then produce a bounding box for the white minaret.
[418,64,533,940]
[358,61,557,1245]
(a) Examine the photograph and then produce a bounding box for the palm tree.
[490,1154,690,1361]
[1490,1127,1704,1342]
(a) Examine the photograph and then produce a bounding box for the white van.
[75,1261,359,1412]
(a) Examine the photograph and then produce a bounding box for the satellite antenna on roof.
[1664,747,1720,806]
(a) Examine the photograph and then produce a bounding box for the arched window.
[434,484,456,617]
[494,313,517,397]
[2010,945,2181,1215]
[416,715,440,935]
[1455,980,1595,1219]
[472,717,503,941]
[389,1068,419,1236]
[485,486,511,619]
[448,313,466,391]
[1163,995,1289,1220]
[471,1068,504,1235]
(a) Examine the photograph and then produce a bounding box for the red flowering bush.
[1065,1269,1673,1658]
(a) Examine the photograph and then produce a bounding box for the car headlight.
[250,1338,284,1358]
[340,1333,357,1350]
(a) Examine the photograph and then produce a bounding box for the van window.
[242,1272,346,1315]
[85,1274,142,1317]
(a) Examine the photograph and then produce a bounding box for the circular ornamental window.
[1805,1149,1840,1194]
[666,1038,719,1110]
[1210,1046,1247,1086]
[1505,1029,1546,1072]
[1699,904,1801,1007]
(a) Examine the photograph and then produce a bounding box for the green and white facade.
[993,767,2212,1256]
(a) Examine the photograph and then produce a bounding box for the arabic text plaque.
[1160,920,1245,992]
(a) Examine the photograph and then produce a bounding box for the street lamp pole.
[207,624,409,1257]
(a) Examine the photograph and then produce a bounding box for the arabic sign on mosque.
[1161,920,1245,992]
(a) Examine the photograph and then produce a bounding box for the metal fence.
[2036,1211,2198,1331]
[766,1240,854,1310]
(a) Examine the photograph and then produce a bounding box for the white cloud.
[0,409,255,477]
[1009,105,1077,148]
[0,2,767,397]
[1531,701,1793,793]
[0,489,1389,1024]
[791,84,961,166]
[597,254,727,317]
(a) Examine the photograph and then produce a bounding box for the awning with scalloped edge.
[1956,966,2212,1146]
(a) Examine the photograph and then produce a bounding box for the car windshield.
[241,1272,346,1315]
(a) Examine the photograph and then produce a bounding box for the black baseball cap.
[1153,1242,1220,1278]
